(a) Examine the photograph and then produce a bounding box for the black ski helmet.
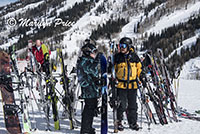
[84,39,90,44]
[81,43,97,56]
[119,37,132,49]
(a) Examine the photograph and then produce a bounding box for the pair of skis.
[29,46,80,130]
[43,52,60,131]
[9,45,33,133]
[56,48,74,129]
[137,79,157,130]
[28,46,60,131]
[109,41,119,133]
[157,49,178,122]
[145,50,178,124]
[96,52,108,134]
[0,50,22,134]
[176,107,200,121]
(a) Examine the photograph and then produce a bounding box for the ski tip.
[31,128,37,131]
[148,127,151,131]
[195,110,200,114]
[23,132,31,134]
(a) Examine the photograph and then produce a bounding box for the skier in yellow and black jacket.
[114,37,142,131]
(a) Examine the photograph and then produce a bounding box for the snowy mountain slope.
[0,0,18,7]
[56,0,160,65]
[0,1,47,50]
[180,57,200,79]
[146,1,200,34]
[0,0,88,50]
[3,1,45,18]
[166,32,200,61]
[56,0,83,15]
[58,0,200,70]
[0,36,19,49]
[58,0,128,65]
[120,13,143,38]
[1,0,45,35]
[0,0,199,52]
[120,0,200,40]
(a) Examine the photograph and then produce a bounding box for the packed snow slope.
[0,60,200,134]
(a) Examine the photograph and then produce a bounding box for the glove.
[109,96,120,108]
[102,73,107,86]
[42,60,50,74]
[140,77,147,87]
[44,53,49,61]
[139,73,147,87]
[95,78,102,86]
[35,62,41,70]
[51,59,57,72]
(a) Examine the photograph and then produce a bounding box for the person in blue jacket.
[77,41,107,134]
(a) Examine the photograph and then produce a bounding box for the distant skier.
[31,39,50,73]
[114,37,142,131]
[77,42,107,134]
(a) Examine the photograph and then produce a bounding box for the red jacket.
[32,46,45,65]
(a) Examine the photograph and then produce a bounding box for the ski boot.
[129,123,139,131]
[117,121,124,131]
[80,128,95,134]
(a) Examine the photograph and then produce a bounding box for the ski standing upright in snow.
[44,49,60,130]
[56,47,75,129]
[157,48,178,122]
[108,41,119,133]
[31,40,60,130]
[98,52,108,134]
[0,50,22,134]
[8,45,32,133]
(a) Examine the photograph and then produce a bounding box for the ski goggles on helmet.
[119,43,128,48]
[90,48,97,53]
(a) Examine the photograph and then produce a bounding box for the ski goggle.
[91,48,97,53]
[119,44,128,48]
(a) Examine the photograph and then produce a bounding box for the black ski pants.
[80,98,98,134]
[117,88,138,125]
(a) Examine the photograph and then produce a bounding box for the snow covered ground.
[0,60,200,134]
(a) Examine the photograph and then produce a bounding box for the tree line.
[90,18,128,40]
[142,11,200,57]
[141,11,200,77]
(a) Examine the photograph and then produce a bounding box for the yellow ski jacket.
[114,51,142,89]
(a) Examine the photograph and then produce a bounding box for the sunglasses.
[119,44,127,48]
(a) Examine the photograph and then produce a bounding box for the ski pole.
[137,81,143,130]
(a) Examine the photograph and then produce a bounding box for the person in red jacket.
[32,39,50,73]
